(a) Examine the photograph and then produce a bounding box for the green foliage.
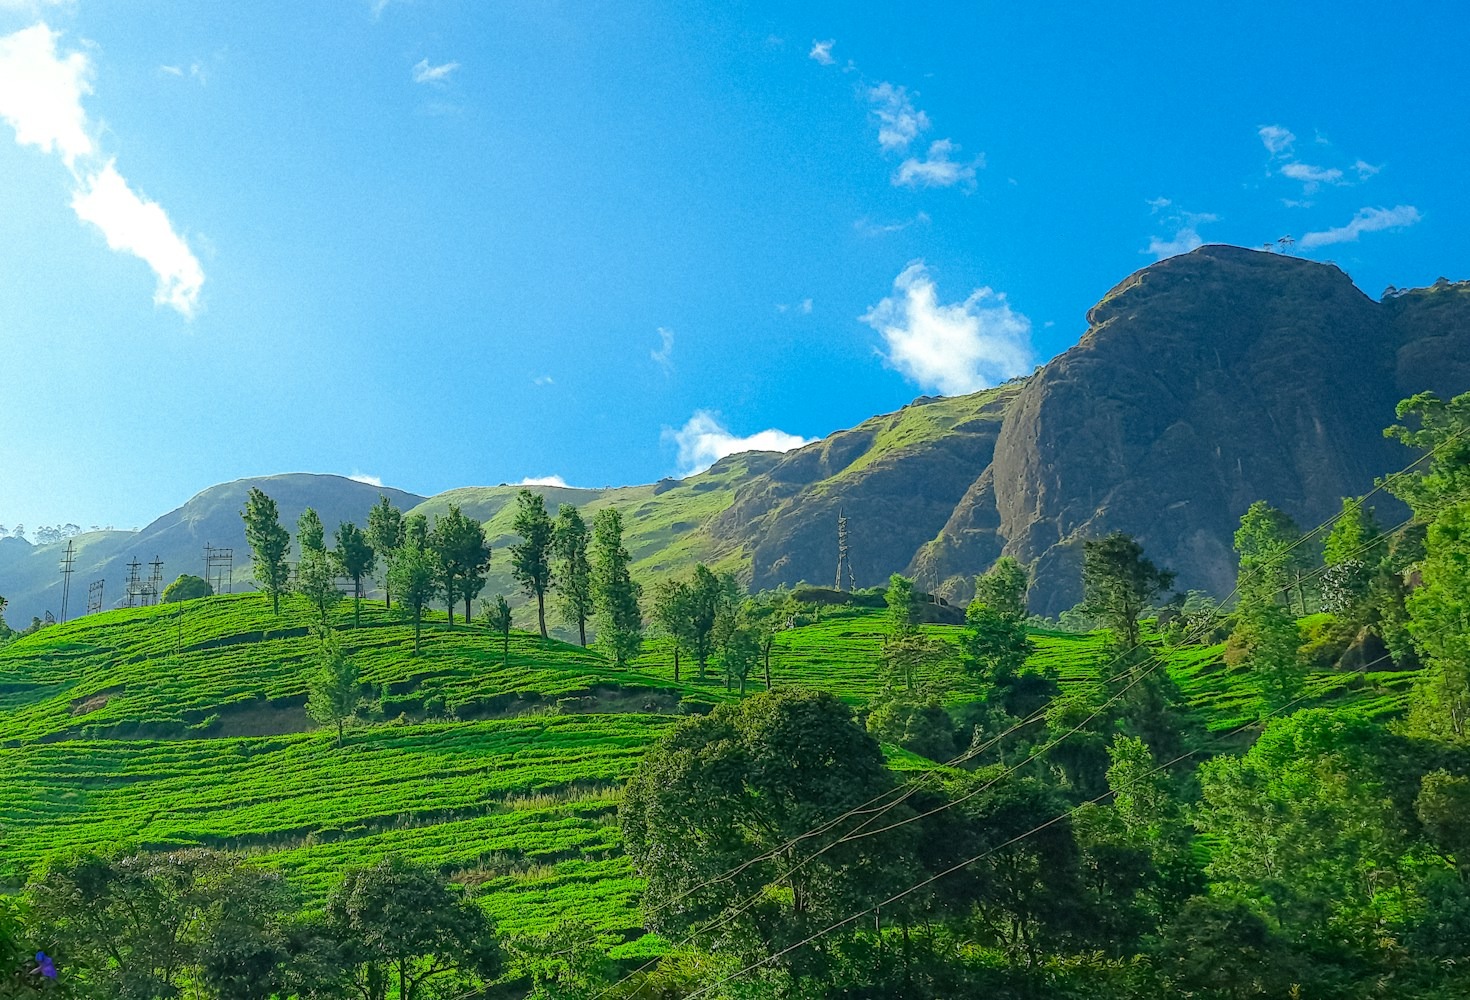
[975,556,1029,620]
[161,573,214,603]
[883,573,920,637]
[241,487,291,615]
[430,504,491,627]
[1080,532,1175,651]
[1405,501,1470,744]
[512,490,557,639]
[366,495,406,609]
[1233,500,1311,611]
[388,518,440,653]
[295,547,343,626]
[865,691,956,761]
[1384,390,1470,519]
[334,520,377,626]
[483,593,512,664]
[306,629,363,745]
[591,509,642,669]
[324,856,501,1000]
[1228,588,1305,713]
[297,506,326,554]
[553,504,593,646]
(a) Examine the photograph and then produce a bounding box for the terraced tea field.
[0,592,1421,951]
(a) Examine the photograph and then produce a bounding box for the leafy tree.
[1229,587,1305,714]
[884,573,920,638]
[307,629,362,746]
[296,547,343,627]
[388,516,439,654]
[1384,390,1470,519]
[1154,897,1305,1000]
[1405,501,1470,743]
[323,857,501,1000]
[161,573,213,603]
[510,490,556,639]
[1234,500,1311,612]
[430,505,490,628]
[1416,770,1470,878]
[974,556,1029,621]
[650,577,696,682]
[366,495,406,609]
[242,487,291,615]
[553,504,594,647]
[333,520,376,628]
[882,630,946,693]
[1079,531,1175,652]
[591,508,642,668]
[620,689,912,975]
[297,507,326,555]
[865,691,956,761]
[483,594,512,665]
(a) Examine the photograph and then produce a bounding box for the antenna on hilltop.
[204,544,233,595]
[834,507,855,592]
[58,539,76,623]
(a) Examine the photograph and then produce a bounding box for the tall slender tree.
[333,521,376,627]
[389,514,439,654]
[297,508,326,555]
[484,594,513,665]
[650,578,695,683]
[591,508,642,668]
[1079,532,1175,652]
[429,506,487,629]
[367,496,405,610]
[553,504,594,646]
[306,629,362,746]
[510,490,556,639]
[241,488,291,615]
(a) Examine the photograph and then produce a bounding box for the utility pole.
[834,507,855,592]
[58,539,76,623]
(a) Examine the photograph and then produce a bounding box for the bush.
[1297,613,1356,669]
[162,574,214,603]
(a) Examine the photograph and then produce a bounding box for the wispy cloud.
[516,475,570,488]
[861,260,1033,396]
[412,58,459,84]
[854,211,930,236]
[651,327,674,374]
[867,82,928,152]
[0,24,205,316]
[893,139,980,189]
[159,61,208,85]
[775,298,813,315]
[348,472,384,487]
[532,374,554,386]
[1279,161,1343,191]
[667,412,812,477]
[1298,205,1421,249]
[808,38,835,65]
[1144,201,1218,261]
[1257,124,1296,156]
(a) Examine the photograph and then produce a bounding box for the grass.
[0,592,1424,949]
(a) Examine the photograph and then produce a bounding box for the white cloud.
[159,61,207,84]
[651,326,674,374]
[0,23,205,317]
[1258,124,1295,156]
[0,23,93,166]
[808,38,835,65]
[1144,206,1218,261]
[892,138,979,189]
[412,58,459,84]
[853,211,929,236]
[867,81,928,152]
[1353,159,1381,180]
[667,412,812,477]
[70,161,205,316]
[860,260,1033,396]
[1298,205,1421,249]
[1280,161,1343,191]
[1145,196,1172,213]
[799,298,812,315]
[348,472,383,487]
[516,475,570,488]
[532,374,554,386]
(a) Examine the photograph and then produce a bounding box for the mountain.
[0,475,424,625]
[4,248,1467,626]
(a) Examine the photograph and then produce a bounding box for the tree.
[483,594,512,665]
[1404,501,1470,744]
[1234,501,1311,613]
[1229,588,1305,714]
[388,516,439,654]
[553,504,594,646]
[591,508,642,669]
[161,574,213,603]
[367,495,406,609]
[242,488,291,615]
[1384,390,1470,519]
[975,556,1029,621]
[429,505,489,628]
[961,559,1035,684]
[307,629,362,746]
[510,490,556,639]
[334,520,376,627]
[650,577,695,683]
[296,547,343,627]
[297,507,326,555]
[1079,532,1175,652]
[620,690,912,974]
[323,857,501,1000]
[884,573,920,638]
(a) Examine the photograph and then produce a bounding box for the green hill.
[0,591,1421,953]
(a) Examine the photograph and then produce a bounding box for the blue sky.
[0,1,1460,533]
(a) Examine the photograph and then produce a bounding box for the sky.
[0,0,1462,533]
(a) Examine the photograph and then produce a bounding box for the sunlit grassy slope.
[0,592,1420,948]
